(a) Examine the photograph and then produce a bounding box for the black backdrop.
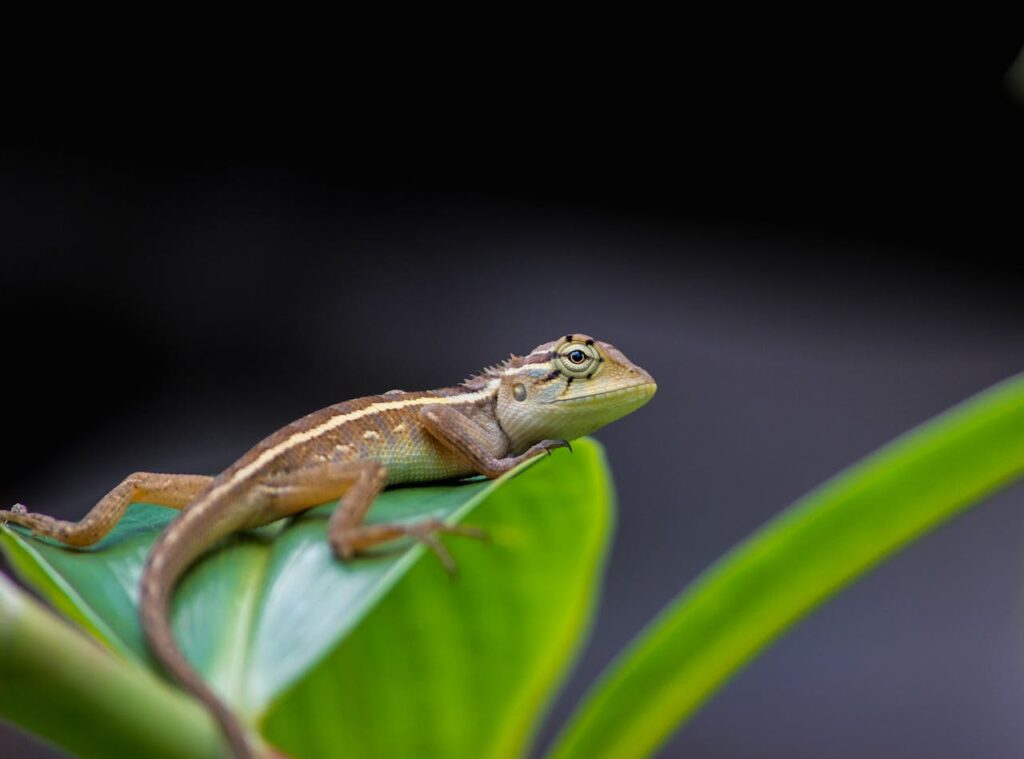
[2,21,1023,758]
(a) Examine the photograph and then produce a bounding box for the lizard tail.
[140,500,261,759]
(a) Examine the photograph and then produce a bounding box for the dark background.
[2,22,1023,758]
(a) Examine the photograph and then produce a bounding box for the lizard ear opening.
[513,383,527,402]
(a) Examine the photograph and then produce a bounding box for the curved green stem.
[0,573,223,759]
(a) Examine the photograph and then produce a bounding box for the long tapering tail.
[140,500,259,758]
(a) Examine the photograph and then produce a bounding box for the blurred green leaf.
[1006,46,1024,105]
[1,439,612,757]
[0,573,222,759]
[549,374,1024,759]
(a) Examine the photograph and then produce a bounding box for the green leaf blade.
[262,438,613,759]
[243,477,493,713]
[549,373,1024,759]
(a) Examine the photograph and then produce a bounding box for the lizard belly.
[364,422,476,485]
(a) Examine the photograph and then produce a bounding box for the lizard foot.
[1,504,30,526]
[525,438,572,459]
[400,518,489,576]
[547,438,572,454]
[331,518,489,576]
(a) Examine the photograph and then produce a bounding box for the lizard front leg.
[419,404,570,478]
[1,472,213,547]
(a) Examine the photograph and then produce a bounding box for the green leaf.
[262,438,612,758]
[2,439,612,757]
[0,573,222,759]
[549,374,1024,759]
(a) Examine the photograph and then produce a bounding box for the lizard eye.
[557,343,597,376]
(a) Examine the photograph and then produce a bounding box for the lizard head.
[493,334,657,453]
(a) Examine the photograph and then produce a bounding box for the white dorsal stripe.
[204,380,500,502]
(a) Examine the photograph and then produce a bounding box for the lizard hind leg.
[326,461,487,574]
[1,472,213,548]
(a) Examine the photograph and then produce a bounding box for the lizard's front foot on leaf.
[332,518,489,575]
[528,438,573,458]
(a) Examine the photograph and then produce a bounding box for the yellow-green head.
[490,334,657,453]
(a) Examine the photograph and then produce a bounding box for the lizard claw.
[418,532,459,576]
[541,439,572,455]
[402,518,490,577]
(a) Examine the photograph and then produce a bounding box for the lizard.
[1,334,656,758]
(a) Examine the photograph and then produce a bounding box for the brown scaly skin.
[2,334,656,758]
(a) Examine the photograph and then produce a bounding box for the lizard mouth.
[548,380,657,405]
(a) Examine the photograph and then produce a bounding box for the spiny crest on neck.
[461,345,556,389]
[462,353,522,389]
